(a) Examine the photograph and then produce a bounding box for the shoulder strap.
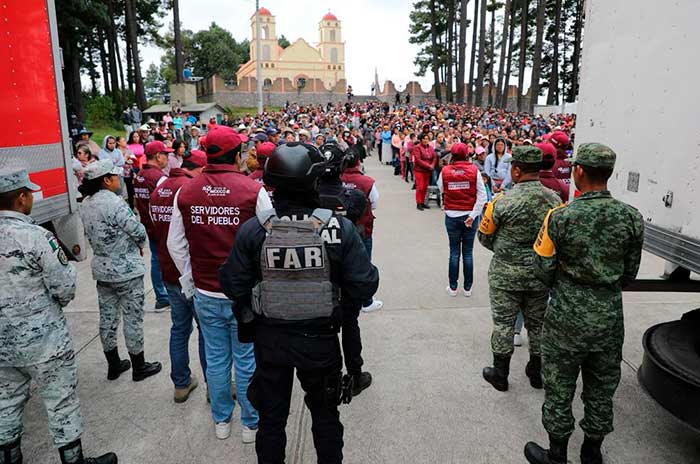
[310,208,333,230]
[257,208,278,232]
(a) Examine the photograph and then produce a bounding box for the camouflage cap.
[83,160,122,181]
[0,168,41,194]
[511,146,543,164]
[573,143,616,168]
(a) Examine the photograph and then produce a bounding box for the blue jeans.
[445,214,477,291]
[148,238,169,305]
[193,291,258,427]
[165,283,207,389]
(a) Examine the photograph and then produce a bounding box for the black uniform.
[318,178,368,377]
[219,196,379,464]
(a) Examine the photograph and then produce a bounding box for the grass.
[224,106,282,118]
[87,123,127,145]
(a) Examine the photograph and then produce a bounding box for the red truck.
[0,0,86,259]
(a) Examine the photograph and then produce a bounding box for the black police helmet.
[263,142,327,191]
[319,142,346,174]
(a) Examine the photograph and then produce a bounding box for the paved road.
[22,154,700,463]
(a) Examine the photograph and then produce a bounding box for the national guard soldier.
[524,144,644,464]
[78,161,162,382]
[477,146,561,392]
[219,143,379,464]
[318,142,374,396]
[0,169,116,464]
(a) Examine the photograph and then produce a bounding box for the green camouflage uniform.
[478,147,562,357]
[533,143,644,439]
[0,191,83,447]
[80,183,147,355]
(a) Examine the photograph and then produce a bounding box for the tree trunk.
[126,39,134,94]
[570,0,583,101]
[85,36,98,97]
[529,0,546,111]
[495,0,511,107]
[61,37,85,120]
[488,3,496,106]
[97,30,111,95]
[456,0,469,103]
[474,0,487,107]
[516,0,529,111]
[429,0,442,101]
[547,0,562,105]
[467,0,479,104]
[173,0,184,84]
[115,41,126,101]
[501,1,516,109]
[106,0,121,106]
[446,0,455,102]
[125,0,147,109]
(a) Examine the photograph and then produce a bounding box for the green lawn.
[88,124,127,144]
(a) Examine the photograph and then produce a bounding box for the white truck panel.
[575,0,700,271]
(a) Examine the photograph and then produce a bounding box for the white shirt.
[437,168,487,220]
[368,184,379,210]
[167,187,273,299]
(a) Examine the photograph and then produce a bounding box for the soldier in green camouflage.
[477,146,562,392]
[0,168,116,464]
[79,161,161,383]
[524,143,644,464]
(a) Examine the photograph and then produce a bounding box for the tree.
[189,23,249,82]
[495,0,511,107]
[445,0,455,101]
[486,0,503,106]
[428,0,443,100]
[467,0,479,104]
[456,0,469,102]
[173,0,184,83]
[124,0,146,108]
[516,0,529,111]
[278,35,291,49]
[568,0,584,101]
[529,0,546,110]
[547,0,562,104]
[474,0,487,106]
[144,63,166,99]
[501,0,517,109]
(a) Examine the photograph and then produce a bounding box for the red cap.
[145,141,174,157]
[256,141,276,159]
[186,149,207,167]
[205,126,242,158]
[549,130,570,148]
[450,143,469,161]
[535,142,557,161]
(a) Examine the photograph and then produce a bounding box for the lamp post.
[255,0,263,114]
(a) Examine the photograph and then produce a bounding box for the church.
[236,7,346,91]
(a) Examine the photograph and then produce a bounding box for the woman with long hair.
[127,131,145,170]
[484,137,512,193]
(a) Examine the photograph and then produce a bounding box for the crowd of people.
[0,97,645,464]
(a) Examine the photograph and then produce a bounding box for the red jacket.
[411,144,436,173]
[539,170,570,202]
[249,168,274,194]
[341,167,376,237]
[134,164,167,238]
[150,168,192,285]
[552,156,572,184]
[176,165,261,292]
[441,161,478,211]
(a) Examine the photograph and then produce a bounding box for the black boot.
[580,435,604,464]
[58,439,117,464]
[482,354,510,392]
[104,348,131,381]
[1,438,22,464]
[524,435,568,464]
[352,372,372,397]
[422,203,431,209]
[525,355,543,389]
[417,204,424,211]
[129,352,162,382]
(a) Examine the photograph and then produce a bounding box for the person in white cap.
[0,168,118,464]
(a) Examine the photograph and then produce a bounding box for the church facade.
[236,8,346,91]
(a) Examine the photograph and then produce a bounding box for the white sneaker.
[362,299,383,313]
[215,421,231,440]
[241,425,257,444]
[446,286,458,297]
[463,289,472,297]
[514,333,523,347]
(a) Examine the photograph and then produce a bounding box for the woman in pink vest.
[438,143,487,297]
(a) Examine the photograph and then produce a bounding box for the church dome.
[322,12,338,21]
[258,7,272,16]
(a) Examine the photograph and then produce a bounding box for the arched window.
[330,48,338,63]
[263,44,271,60]
[262,25,269,40]
[263,78,272,89]
[330,30,336,42]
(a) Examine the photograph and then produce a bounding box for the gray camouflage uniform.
[0,210,83,448]
[80,189,148,354]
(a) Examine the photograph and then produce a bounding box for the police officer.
[318,142,374,396]
[477,146,561,392]
[219,143,379,464]
[149,150,208,403]
[0,168,116,464]
[79,161,162,382]
[525,144,644,464]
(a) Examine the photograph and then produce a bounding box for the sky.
[139,0,452,95]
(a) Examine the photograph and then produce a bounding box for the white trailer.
[575,0,700,431]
